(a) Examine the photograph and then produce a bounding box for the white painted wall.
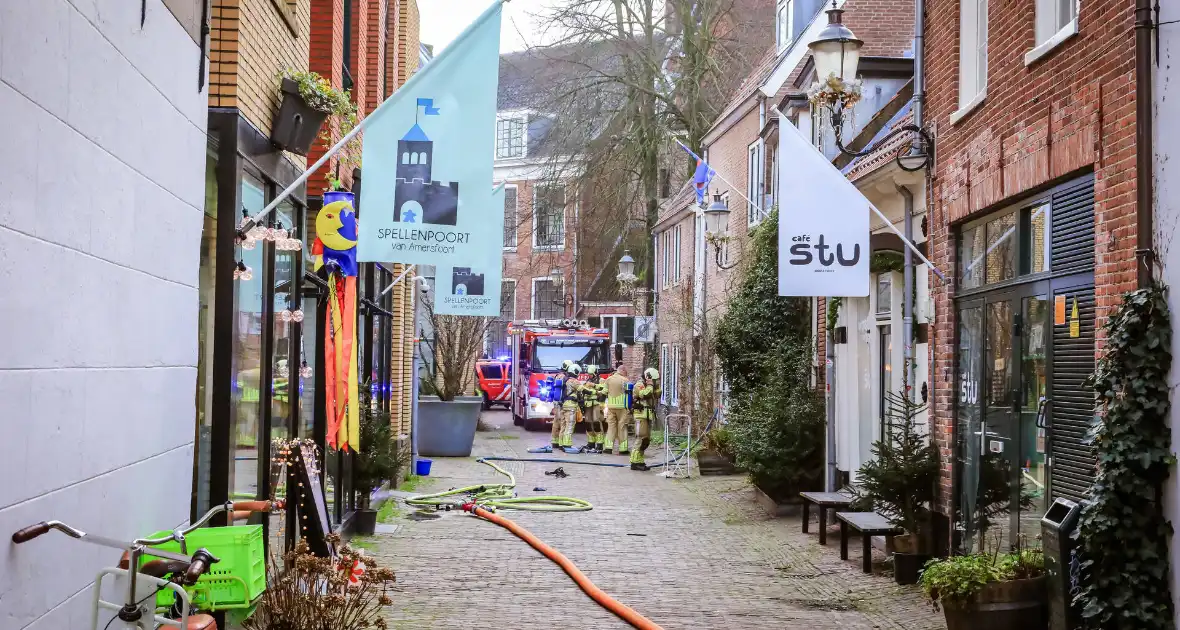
[1154,0,1180,621]
[0,0,207,626]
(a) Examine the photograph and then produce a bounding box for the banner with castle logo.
[432,186,505,316]
[356,1,502,275]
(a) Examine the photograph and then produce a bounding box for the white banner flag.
[777,121,870,297]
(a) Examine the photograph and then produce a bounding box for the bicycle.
[12,499,281,630]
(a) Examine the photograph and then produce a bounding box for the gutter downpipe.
[1136,0,1154,288]
[825,309,837,492]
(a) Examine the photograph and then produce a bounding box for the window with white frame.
[660,229,672,289]
[958,0,989,112]
[1031,0,1077,57]
[776,0,793,51]
[532,278,563,319]
[659,344,669,404]
[720,193,732,265]
[533,185,565,248]
[671,346,683,407]
[673,224,682,284]
[747,140,764,226]
[588,314,635,347]
[495,115,526,159]
[502,185,518,248]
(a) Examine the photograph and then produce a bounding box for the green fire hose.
[403,458,593,512]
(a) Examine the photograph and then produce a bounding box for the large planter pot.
[417,396,482,457]
[696,449,737,476]
[753,484,803,517]
[271,77,330,156]
[893,552,932,585]
[352,509,378,536]
[941,576,1048,630]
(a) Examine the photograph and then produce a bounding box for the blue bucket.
[415,458,433,476]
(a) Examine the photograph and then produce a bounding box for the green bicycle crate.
[140,525,266,611]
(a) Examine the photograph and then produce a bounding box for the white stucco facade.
[0,0,207,626]
[1155,0,1180,621]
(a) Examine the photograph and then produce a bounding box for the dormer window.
[496,115,526,159]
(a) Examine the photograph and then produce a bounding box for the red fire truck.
[508,319,614,431]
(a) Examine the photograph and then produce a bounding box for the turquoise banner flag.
[434,185,505,316]
[356,0,502,267]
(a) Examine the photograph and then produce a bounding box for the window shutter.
[1050,177,1095,274]
[1049,285,1096,502]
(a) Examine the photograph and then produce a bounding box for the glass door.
[957,284,1050,552]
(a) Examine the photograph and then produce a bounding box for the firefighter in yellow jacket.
[558,363,582,450]
[630,368,661,471]
[580,365,605,453]
[602,365,631,455]
[550,360,576,450]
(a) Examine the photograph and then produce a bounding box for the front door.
[957,284,1050,552]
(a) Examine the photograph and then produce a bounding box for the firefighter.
[602,365,631,456]
[630,368,661,471]
[559,363,582,449]
[551,361,575,449]
[580,365,604,453]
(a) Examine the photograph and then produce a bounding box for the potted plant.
[851,391,939,584]
[243,535,396,629]
[697,426,737,475]
[352,384,407,535]
[416,295,494,457]
[919,544,1047,630]
[272,69,355,156]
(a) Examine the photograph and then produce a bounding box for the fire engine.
[474,359,512,410]
[507,319,615,431]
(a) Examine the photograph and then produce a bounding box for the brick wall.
[398,0,421,85]
[499,178,578,322]
[924,0,1138,513]
[209,0,311,144]
[307,0,346,192]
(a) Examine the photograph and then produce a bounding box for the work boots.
[630,462,650,471]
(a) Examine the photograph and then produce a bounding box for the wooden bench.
[799,491,855,545]
[836,511,903,573]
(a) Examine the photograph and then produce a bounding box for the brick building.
[199,0,422,559]
[654,0,917,431]
[922,0,1138,550]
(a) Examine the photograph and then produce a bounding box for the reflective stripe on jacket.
[605,373,629,408]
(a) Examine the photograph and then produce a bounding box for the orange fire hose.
[463,504,664,630]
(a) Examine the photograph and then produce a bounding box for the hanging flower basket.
[272,77,331,156]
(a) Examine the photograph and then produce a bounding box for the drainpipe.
[897,185,915,396]
[912,0,926,134]
[825,303,837,492]
[1136,0,1154,288]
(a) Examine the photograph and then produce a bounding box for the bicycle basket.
[141,525,266,611]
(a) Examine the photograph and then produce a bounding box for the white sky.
[419,0,550,54]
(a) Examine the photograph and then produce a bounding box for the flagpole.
[238,0,509,235]
[674,139,769,220]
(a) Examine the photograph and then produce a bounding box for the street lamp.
[807,1,932,172]
[702,194,738,271]
[616,253,637,285]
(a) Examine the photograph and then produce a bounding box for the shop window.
[1025,203,1049,274]
[230,173,267,506]
[194,150,218,518]
[985,213,1017,284]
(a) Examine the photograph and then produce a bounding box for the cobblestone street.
[369,412,945,629]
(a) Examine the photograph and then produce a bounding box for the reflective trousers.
[550,407,564,446]
[603,407,630,454]
[560,404,578,446]
[630,411,652,464]
[583,405,604,444]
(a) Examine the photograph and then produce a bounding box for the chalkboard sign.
[298,442,335,558]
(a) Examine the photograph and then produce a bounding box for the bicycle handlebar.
[12,499,284,546]
[184,549,219,584]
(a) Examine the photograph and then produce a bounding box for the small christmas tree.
[852,391,939,552]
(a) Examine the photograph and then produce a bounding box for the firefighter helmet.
[567,364,582,376]
[561,359,573,371]
[644,367,660,380]
[586,364,599,376]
